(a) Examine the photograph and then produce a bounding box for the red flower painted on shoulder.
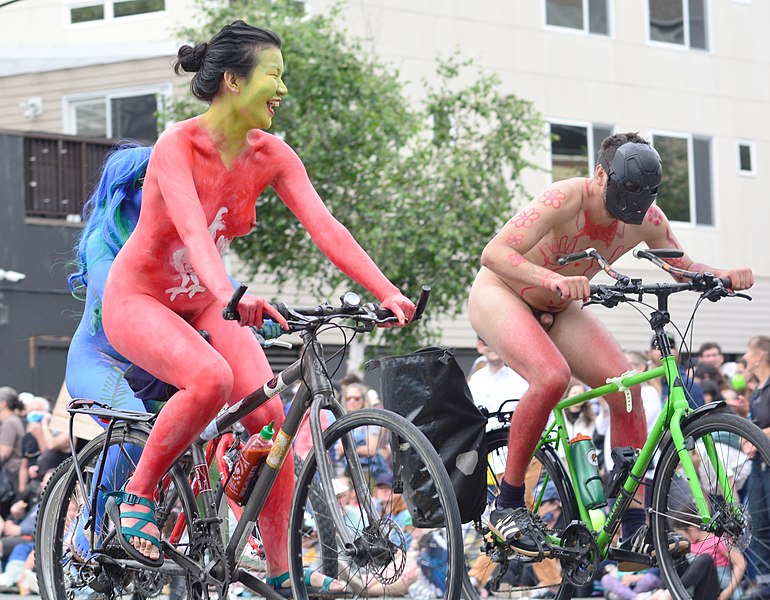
[646,206,664,227]
[512,207,541,229]
[506,233,525,247]
[538,188,566,209]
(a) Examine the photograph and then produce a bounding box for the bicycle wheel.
[652,411,770,600]
[288,408,465,600]
[462,427,579,600]
[35,424,199,600]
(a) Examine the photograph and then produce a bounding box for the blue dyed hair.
[68,144,152,297]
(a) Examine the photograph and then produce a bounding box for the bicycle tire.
[462,427,579,600]
[651,411,770,600]
[288,408,465,600]
[35,424,199,600]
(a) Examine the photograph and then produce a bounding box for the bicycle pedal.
[608,547,655,571]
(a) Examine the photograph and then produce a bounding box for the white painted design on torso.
[165,207,232,301]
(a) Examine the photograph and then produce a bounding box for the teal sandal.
[105,490,164,567]
[266,568,340,597]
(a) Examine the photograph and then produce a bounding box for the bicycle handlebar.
[577,247,745,308]
[555,247,744,307]
[222,284,431,332]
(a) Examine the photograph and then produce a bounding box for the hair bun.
[177,42,208,73]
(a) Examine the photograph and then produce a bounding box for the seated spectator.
[645,554,720,600]
[695,361,727,392]
[601,563,663,600]
[467,338,528,429]
[336,383,391,481]
[680,517,746,600]
[698,342,738,380]
[722,388,749,418]
[0,468,53,593]
[699,379,724,405]
[648,334,705,409]
[0,388,25,518]
[372,471,412,547]
[18,394,51,493]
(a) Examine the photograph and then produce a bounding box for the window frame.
[649,129,715,228]
[645,0,711,51]
[62,84,171,141]
[542,0,612,37]
[737,141,755,176]
[64,0,167,27]
[547,119,613,184]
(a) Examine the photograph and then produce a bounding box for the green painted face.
[235,46,287,130]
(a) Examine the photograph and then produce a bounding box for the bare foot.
[120,499,160,561]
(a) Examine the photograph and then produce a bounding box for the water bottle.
[568,433,607,509]
[225,421,275,505]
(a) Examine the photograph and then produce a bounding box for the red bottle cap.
[569,433,592,444]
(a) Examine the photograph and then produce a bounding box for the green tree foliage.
[163,0,544,350]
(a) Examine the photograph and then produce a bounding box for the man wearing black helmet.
[467,132,753,559]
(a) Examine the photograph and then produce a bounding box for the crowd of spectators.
[0,386,71,595]
[5,332,766,598]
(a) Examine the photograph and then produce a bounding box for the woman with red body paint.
[468,132,753,558]
[100,21,415,584]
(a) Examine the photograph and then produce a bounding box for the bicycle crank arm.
[548,545,586,561]
[160,541,221,582]
[236,568,286,600]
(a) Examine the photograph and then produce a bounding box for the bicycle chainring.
[186,534,230,600]
[560,522,600,587]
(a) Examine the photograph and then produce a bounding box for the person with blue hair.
[66,143,153,416]
[63,143,153,562]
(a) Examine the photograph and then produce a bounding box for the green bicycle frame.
[536,353,734,555]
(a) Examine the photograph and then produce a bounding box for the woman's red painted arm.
[271,142,406,305]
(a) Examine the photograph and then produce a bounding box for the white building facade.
[0,0,767,359]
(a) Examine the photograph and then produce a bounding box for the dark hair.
[698,342,722,356]
[694,361,721,379]
[699,379,723,403]
[597,132,651,169]
[0,386,23,412]
[174,20,282,103]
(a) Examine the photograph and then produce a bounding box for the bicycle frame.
[536,345,733,557]
[178,328,378,593]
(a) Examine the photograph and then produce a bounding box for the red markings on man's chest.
[576,211,620,246]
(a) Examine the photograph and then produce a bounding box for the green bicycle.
[464,247,768,600]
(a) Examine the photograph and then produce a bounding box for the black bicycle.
[36,285,466,600]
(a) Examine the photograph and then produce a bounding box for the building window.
[550,122,613,182]
[738,142,754,175]
[651,133,713,226]
[649,0,708,50]
[67,0,163,24]
[65,90,164,142]
[24,133,114,220]
[545,0,609,35]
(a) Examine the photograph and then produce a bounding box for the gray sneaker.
[487,501,550,557]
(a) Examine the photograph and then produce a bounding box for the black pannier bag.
[367,347,487,526]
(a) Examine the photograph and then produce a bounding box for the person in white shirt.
[467,338,529,431]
